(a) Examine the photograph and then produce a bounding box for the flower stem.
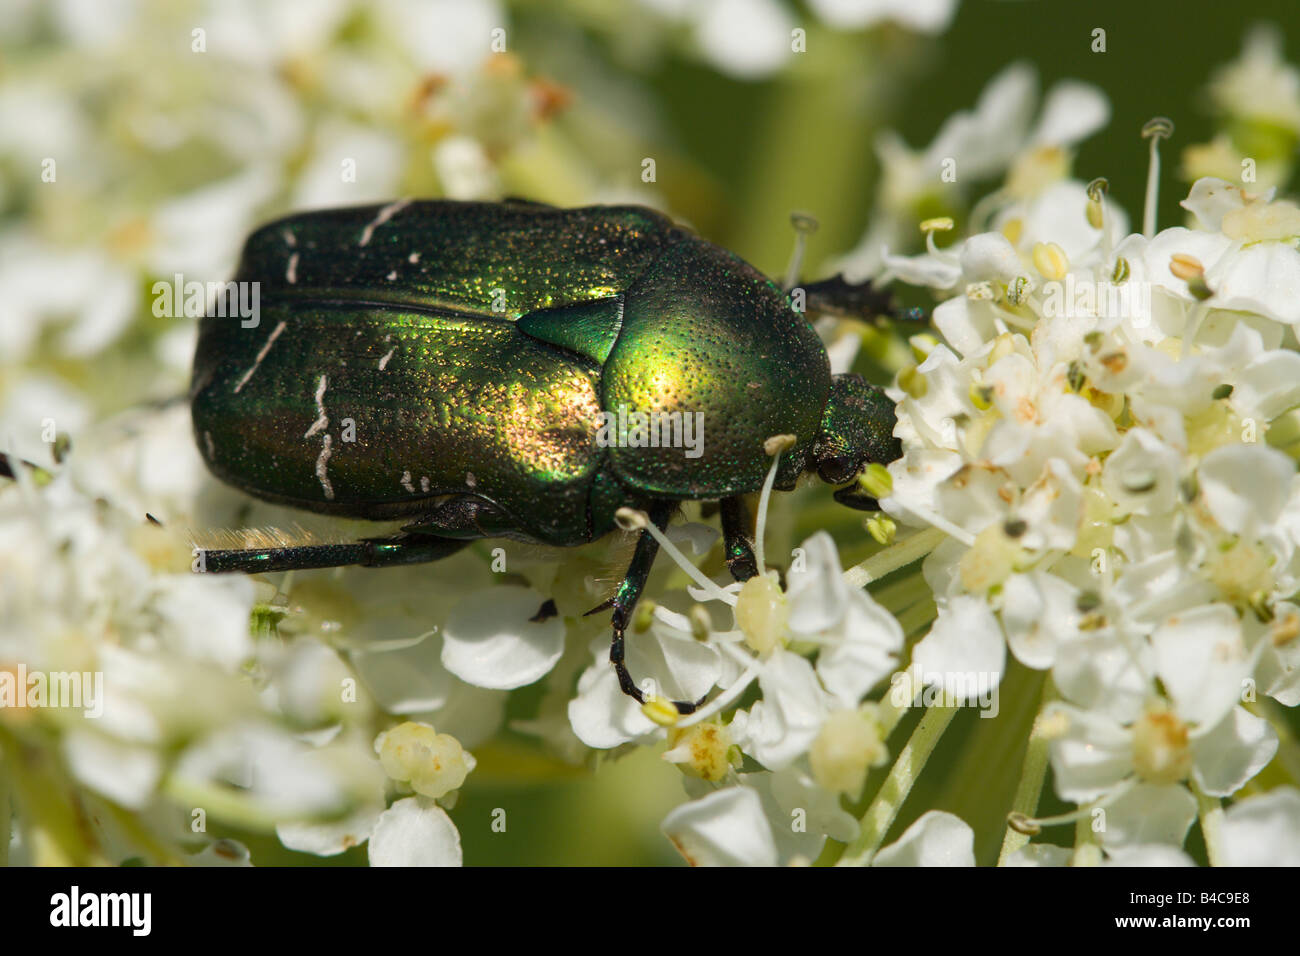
[997,681,1058,865]
[0,726,101,865]
[1143,136,1162,238]
[1072,813,1103,866]
[1192,781,1225,866]
[843,526,944,589]
[837,701,959,865]
[0,768,10,867]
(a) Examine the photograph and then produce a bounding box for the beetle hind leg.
[589,501,707,716]
[196,531,468,574]
[401,493,517,539]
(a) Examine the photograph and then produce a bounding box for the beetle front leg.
[590,501,705,716]
[719,496,759,583]
[801,274,926,325]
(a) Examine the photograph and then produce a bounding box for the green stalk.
[837,702,959,866]
[997,681,1058,864]
[844,527,945,589]
[1192,781,1225,867]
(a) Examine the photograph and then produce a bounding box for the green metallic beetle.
[190,199,902,713]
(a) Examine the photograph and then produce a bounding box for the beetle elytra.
[190,199,904,713]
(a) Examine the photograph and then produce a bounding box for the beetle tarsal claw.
[832,483,881,511]
[582,596,617,617]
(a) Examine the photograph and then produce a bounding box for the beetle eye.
[817,455,858,485]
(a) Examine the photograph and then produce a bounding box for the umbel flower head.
[3,6,1299,868]
[570,49,1300,866]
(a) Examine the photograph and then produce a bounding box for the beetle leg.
[0,451,52,482]
[801,273,927,325]
[401,494,515,539]
[719,496,759,583]
[195,532,468,574]
[600,500,706,716]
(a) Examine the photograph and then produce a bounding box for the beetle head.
[811,373,901,510]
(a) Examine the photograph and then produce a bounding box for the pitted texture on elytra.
[193,304,606,543]
[238,200,685,317]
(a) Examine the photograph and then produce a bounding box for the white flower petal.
[568,662,656,750]
[766,765,860,846]
[807,0,957,33]
[738,651,829,769]
[1190,706,1278,797]
[911,596,1005,703]
[1101,428,1181,517]
[440,586,565,690]
[873,811,974,866]
[661,787,779,866]
[188,839,255,867]
[1180,177,1250,231]
[1002,571,1079,670]
[1098,782,1197,849]
[368,797,462,867]
[153,574,256,671]
[1052,631,1150,724]
[1104,844,1195,866]
[1209,241,1300,325]
[693,0,793,79]
[1198,443,1295,536]
[933,297,998,357]
[786,531,850,634]
[1219,786,1300,866]
[1004,843,1071,866]
[881,248,963,289]
[816,589,904,706]
[1029,81,1109,147]
[63,730,161,809]
[351,631,452,714]
[1151,604,1249,729]
[277,805,383,856]
[1045,703,1133,803]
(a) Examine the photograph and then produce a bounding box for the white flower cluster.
[560,58,1300,866]
[7,4,1300,868]
[0,405,493,865]
[870,137,1300,861]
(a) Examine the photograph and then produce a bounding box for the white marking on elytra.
[378,347,396,371]
[386,270,398,281]
[420,476,430,493]
[315,433,335,500]
[466,471,477,488]
[204,431,215,459]
[358,199,412,247]
[233,321,287,393]
[408,252,421,264]
[282,229,297,248]
[400,470,415,493]
[304,374,329,438]
[286,252,300,284]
